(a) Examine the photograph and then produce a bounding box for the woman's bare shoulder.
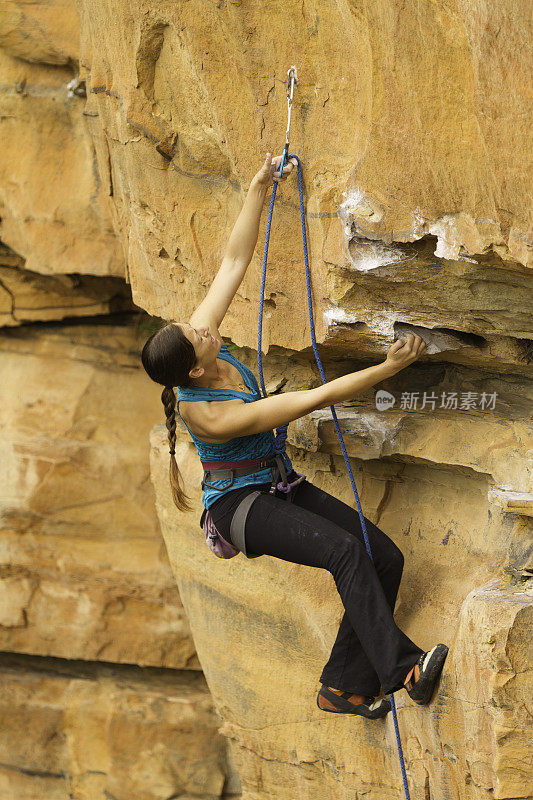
[178,397,246,443]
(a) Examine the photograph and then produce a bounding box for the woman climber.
[141,151,449,718]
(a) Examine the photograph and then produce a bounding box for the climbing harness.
[200,451,306,559]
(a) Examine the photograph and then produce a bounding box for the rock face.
[0,3,244,797]
[0,319,199,670]
[74,0,530,350]
[0,48,123,277]
[0,651,236,800]
[150,424,531,799]
[0,0,532,798]
[0,312,241,797]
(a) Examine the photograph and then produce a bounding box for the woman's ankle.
[328,687,366,702]
[404,663,419,685]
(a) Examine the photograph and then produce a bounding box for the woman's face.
[172,322,220,363]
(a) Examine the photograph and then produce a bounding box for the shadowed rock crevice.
[0,241,136,326]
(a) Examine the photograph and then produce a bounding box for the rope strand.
[257,154,412,800]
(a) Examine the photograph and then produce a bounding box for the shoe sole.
[407,643,449,705]
[316,691,391,719]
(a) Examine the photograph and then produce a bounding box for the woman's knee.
[356,534,404,574]
[375,530,404,575]
[390,543,404,574]
[362,517,404,571]
[335,538,404,591]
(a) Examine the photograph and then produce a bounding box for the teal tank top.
[176,343,293,510]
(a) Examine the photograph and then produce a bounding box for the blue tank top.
[176,343,293,510]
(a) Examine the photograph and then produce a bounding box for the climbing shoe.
[404,643,449,705]
[316,685,391,718]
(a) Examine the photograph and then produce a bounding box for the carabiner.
[279,66,298,174]
[286,66,298,104]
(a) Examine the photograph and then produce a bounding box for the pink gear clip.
[276,472,306,494]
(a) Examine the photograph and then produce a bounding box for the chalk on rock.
[488,488,533,517]
[67,77,86,98]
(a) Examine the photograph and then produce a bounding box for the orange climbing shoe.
[317,685,391,718]
[404,644,449,705]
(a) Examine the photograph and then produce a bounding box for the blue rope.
[257,152,412,800]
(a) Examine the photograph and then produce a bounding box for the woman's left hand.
[253,152,298,187]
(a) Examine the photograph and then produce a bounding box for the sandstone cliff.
[0,1,238,795]
[0,0,531,798]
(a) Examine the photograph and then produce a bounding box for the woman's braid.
[161,386,177,455]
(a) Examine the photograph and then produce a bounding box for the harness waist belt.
[200,456,272,470]
[201,452,287,491]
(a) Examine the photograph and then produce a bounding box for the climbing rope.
[256,67,413,800]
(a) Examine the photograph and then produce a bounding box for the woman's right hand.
[384,333,427,373]
[253,152,298,187]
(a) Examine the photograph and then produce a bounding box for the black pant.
[209,473,424,696]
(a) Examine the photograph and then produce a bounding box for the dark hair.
[141,322,197,512]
